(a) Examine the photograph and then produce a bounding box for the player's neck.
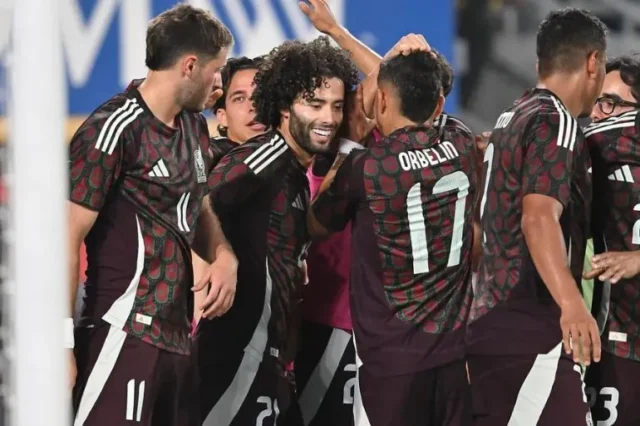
[382,116,422,136]
[537,75,583,118]
[278,125,314,168]
[138,73,182,128]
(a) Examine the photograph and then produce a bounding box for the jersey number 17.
[407,170,471,274]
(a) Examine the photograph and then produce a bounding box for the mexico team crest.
[194,148,206,183]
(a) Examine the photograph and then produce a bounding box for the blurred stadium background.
[0,0,634,424]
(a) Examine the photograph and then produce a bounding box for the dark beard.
[289,109,316,154]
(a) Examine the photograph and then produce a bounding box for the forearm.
[193,197,234,263]
[192,251,209,325]
[522,214,582,306]
[328,26,381,76]
[308,154,349,238]
[69,250,80,317]
[314,153,348,199]
[362,67,379,119]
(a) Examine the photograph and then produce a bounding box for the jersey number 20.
[407,171,470,274]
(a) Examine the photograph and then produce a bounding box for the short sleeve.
[68,115,126,211]
[311,151,364,232]
[208,137,291,213]
[584,110,640,162]
[521,110,581,208]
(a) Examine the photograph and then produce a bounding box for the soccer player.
[194,36,359,426]
[582,55,640,426]
[308,41,479,425]
[68,5,236,425]
[211,56,267,152]
[466,8,607,425]
[297,4,474,425]
[193,56,265,325]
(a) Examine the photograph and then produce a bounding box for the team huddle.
[65,1,640,425]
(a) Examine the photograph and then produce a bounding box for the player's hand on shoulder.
[383,33,432,61]
[299,0,339,35]
[559,295,601,366]
[192,246,238,319]
[584,250,640,284]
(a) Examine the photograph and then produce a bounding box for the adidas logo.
[291,195,305,211]
[608,165,634,183]
[149,160,169,178]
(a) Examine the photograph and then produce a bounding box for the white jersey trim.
[102,214,145,328]
[550,97,578,152]
[244,134,288,175]
[204,258,274,426]
[507,342,562,425]
[584,110,638,138]
[94,98,144,155]
[298,328,352,424]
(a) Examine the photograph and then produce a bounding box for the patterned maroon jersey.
[585,110,640,361]
[195,131,310,372]
[312,124,478,376]
[69,80,214,355]
[209,136,239,165]
[434,112,473,138]
[468,88,592,355]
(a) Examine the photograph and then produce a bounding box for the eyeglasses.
[596,96,640,115]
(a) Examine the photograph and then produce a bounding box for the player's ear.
[280,108,290,121]
[182,55,198,78]
[431,95,445,122]
[586,50,599,78]
[216,108,229,128]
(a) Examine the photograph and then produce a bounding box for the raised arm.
[299,0,381,75]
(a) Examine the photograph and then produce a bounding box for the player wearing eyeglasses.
[583,54,640,426]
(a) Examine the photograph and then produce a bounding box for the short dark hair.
[252,36,360,128]
[378,52,443,124]
[146,4,233,71]
[213,56,265,113]
[213,56,264,137]
[606,54,640,102]
[433,49,454,98]
[536,8,607,78]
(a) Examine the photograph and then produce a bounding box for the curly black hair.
[252,36,360,128]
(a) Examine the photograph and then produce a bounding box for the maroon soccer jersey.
[311,124,479,376]
[585,109,640,362]
[209,136,239,165]
[196,131,310,370]
[467,88,592,355]
[69,80,214,355]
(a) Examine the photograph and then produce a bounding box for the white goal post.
[5,0,69,425]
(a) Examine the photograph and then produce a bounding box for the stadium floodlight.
[4,0,69,424]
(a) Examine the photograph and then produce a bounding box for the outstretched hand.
[299,0,339,35]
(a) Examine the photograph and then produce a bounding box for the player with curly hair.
[193,36,359,426]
